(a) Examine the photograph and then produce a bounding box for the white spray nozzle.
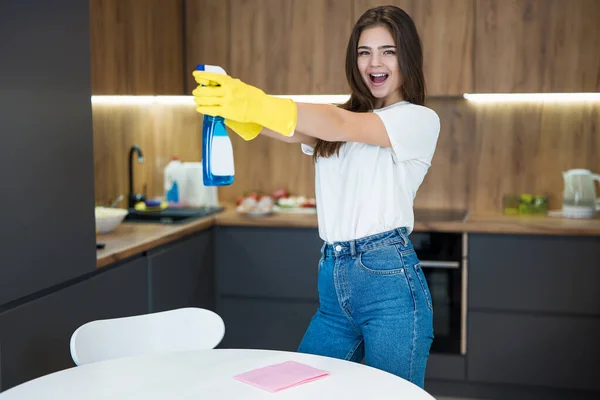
[195,64,227,75]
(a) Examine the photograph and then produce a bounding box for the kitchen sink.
[124,206,224,224]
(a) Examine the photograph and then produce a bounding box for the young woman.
[193,5,439,388]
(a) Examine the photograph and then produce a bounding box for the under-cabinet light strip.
[463,92,600,103]
[91,95,192,105]
[90,93,600,105]
[90,94,351,105]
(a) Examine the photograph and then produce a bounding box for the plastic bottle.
[195,64,235,186]
[164,157,182,203]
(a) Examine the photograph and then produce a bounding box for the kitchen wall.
[91,0,600,212]
[92,98,600,211]
[92,100,316,206]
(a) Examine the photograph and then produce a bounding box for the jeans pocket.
[413,264,433,311]
[357,245,404,275]
[317,256,325,272]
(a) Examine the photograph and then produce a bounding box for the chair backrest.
[70,307,225,366]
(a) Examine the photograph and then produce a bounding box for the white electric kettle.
[562,169,600,218]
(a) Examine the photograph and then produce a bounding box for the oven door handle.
[419,260,460,269]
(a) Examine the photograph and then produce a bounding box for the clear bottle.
[196,64,235,186]
[164,156,182,203]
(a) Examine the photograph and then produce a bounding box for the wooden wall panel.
[93,101,600,212]
[353,0,475,95]
[91,0,600,213]
[92,103,315,206]
[92,103,203,205]
[89,0,184,94]
[414,99,477,210]
[228,0,352,94]
[469,102,600,211]
[476,0,600,93]
[217,133,316,203]
[184,0,230,94]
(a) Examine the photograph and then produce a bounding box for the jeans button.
[335,245,342,252]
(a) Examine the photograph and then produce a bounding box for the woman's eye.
[384,50,395,55]
[358,51,369,56]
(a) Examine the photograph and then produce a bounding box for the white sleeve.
[374,104,440,163]
[301,143,315,156]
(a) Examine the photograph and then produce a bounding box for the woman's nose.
[370,54,382,67]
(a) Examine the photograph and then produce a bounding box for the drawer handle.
[419,260,460,269]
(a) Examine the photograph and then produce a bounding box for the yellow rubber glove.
[192,71,296,137]
[224,119,263,141]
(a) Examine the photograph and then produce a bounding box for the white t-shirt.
[301,101,440,243]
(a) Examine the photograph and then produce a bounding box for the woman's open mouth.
[369,73,389,86]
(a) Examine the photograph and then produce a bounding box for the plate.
[236,205,273,217]
[273,206,317,214]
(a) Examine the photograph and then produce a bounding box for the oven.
[409,231,467,355]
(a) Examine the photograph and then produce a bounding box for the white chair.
[70,307,225,366]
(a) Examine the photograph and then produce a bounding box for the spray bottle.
[195,64,234,186]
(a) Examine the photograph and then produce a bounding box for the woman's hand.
[192,71,297,137]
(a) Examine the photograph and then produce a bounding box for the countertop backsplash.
[92,98,600,213]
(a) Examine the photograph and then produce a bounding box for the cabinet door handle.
[419,260,460,269]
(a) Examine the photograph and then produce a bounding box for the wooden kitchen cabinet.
[184,0,231,94]
[89,0,184,94]
[188,0,474,95]
[148,230,216,313]
[475,0,600,93]
[0,257,148,391]
[354,0,475,96]
[226,0,352,95]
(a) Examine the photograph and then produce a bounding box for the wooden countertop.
[96,206,600,269]
[96,214,214,268]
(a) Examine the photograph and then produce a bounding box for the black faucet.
[128,145,146,208]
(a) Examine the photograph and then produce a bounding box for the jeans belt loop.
[349,240,357,258]
[397,227,409,247]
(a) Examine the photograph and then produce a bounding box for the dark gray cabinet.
[218,297,317,351]
[425,354,466,381]
[148,230,215,313]
[468,311,600,392]
[215,226,322,350]
[216,226,322,300]
[0,257,148,391]
[0,0,96,306]
[466,233,600,394]
[469,234,600,315]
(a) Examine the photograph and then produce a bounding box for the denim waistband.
[322,227,410,258]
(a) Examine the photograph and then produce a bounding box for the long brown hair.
[313,5,425,160]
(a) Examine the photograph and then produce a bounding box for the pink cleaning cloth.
[234,360,330,392]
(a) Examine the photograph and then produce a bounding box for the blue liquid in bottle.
[202,115,234,186]
[196,64,235,186]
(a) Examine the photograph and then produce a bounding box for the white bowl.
[95,207,128,234]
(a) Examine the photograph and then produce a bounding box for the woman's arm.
[260,126,318,147]
[295,103,392,147]
[191,71,389,147]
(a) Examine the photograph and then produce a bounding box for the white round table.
[0,349,435,399]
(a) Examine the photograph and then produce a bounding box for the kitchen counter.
[96,214,214,268]
[96,206,600,268]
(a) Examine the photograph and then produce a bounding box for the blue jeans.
[298,227,434,388]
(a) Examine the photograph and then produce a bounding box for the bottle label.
[211,136,235,176]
